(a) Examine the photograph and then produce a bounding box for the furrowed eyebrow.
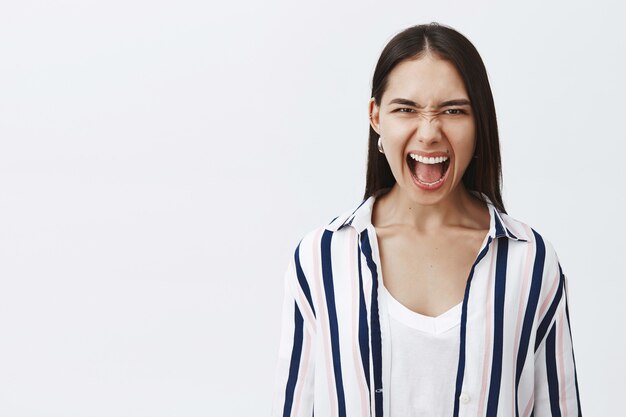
[387,98,471,108]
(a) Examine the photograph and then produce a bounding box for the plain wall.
[0,0,623,415]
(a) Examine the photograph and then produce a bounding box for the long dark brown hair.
[364,22,506,213]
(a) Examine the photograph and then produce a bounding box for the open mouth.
[406,153,451,187]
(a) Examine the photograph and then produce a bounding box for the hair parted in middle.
[364,22,506,213]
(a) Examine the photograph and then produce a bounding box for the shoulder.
[289,204,361,268]
[498,208,562,279]
[500,210,564,305]
[298,214,355,251]
[299,199,364,244]
[499,210,558,256]
[499,212,556,257]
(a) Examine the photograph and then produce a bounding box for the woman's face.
[369,54,476,205]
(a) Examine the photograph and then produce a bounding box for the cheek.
[383,121,414,139]
[447,125,476,163]
[381,138,409,179]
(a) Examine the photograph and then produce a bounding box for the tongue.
[415,162,442,183]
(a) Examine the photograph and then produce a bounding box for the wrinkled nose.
[416,114,442,145]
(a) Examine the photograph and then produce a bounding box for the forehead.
[383,56,468,102]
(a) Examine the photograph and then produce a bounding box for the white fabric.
[382,283,462,417]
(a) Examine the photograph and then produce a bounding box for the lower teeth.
[418,177,443,185]
[414,172,445,186]
[408,158,449,187]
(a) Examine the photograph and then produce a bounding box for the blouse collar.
[324,187,530,242]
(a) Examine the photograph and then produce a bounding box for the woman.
[272,22,582,417]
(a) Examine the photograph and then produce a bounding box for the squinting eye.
[397,108,415,113]
[445,108,466,115]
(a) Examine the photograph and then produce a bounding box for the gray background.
[0,0,623,415]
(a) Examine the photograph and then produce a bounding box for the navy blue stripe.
[320,230,347,417]
[338,217,354,231]
[453,235,493,417]
[282,301,304,417]
[351,198,368,215]
[505,226,524,241]
[561,263,583,416]
[360,231,383,417]
[295,243,316,318]
[486,238,509,416]
[494,212,507,238]
[338,198,368,229]
[515,229,546,417]
[356,238,371,395]
[545,324,562,416]
[535,273,564,352]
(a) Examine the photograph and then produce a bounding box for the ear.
[368,97,381,135]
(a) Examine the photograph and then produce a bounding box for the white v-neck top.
[382,283,462,417]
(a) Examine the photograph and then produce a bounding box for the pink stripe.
[477,239,498,416]
[311,228,338,417]
[557,306,569,416]
[292,325,312,416]
[512,224,536,416]
[538,270,559,321]
[521,392,534,417]
[349,230,370,416]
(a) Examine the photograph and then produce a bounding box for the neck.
[374,182,486,233]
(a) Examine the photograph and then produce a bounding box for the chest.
[374,227,488,318]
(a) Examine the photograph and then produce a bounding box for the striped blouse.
[271,189,582,417]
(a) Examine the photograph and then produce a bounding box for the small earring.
[377,137,385,154]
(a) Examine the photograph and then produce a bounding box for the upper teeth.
[409,154,449,164]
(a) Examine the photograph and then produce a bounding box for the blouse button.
[459,392,471,404]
